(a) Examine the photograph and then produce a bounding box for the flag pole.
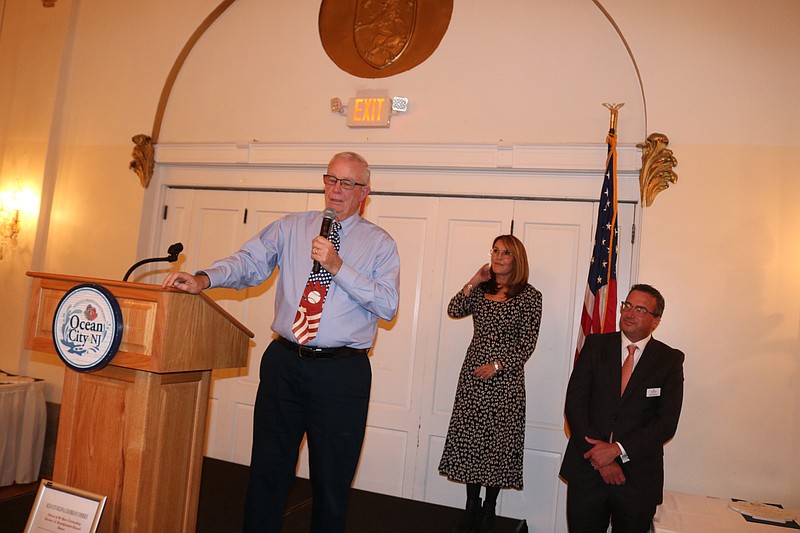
[574,103,624,361]
[600,103,622,333]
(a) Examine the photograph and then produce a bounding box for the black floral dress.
[438,283,542,489]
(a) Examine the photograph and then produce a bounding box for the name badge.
[646,388,661,397]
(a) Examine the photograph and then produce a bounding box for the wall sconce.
[0,206,20,260]
[0,188,38,260]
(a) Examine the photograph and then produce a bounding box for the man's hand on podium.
[162,271,209,294]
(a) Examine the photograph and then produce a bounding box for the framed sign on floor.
[24,480,106,533]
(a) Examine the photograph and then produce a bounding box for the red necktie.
[621,344,636,395]
[292,220,341,344]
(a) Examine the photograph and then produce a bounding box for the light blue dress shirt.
[201,210,400,349]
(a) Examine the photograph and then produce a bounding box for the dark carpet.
[0,457,528,532]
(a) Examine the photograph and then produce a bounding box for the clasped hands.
[583,436,626,485]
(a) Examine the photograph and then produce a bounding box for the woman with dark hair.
[438,235,543,533]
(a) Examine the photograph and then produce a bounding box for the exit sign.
[347,90,391,128]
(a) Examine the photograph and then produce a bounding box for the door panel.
[513,201,594,433]
[224,191,310,464]
[187,190,249,313]
[504,201,596,531]
[353,195,440,496]
[414,198,514,503]
[431,199,514,416]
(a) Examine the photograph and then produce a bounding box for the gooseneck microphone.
[312,208,336,274]
[123,242,184,282]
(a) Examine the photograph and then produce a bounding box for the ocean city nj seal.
[52,284,124,372]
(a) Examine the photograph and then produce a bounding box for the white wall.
[1,0,798,510]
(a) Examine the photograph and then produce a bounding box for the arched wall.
[157,0,647,147]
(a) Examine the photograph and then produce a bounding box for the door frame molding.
[139,141,642,257]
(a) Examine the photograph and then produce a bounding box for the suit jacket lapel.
[602,332,623,398]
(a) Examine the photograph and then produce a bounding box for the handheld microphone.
[312,208,336,274]
[123,242,184,282]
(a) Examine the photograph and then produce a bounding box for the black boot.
[475,500,496,533]
[455,496,481,533]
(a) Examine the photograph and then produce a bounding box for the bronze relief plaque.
[320,0,453,78]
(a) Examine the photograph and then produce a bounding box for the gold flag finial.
[603,103,624,133]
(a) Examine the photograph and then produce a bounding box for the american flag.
[575,130,619,360]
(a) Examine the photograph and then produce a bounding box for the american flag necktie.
[291,219,341,344]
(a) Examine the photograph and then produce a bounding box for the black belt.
[275,336,370,359]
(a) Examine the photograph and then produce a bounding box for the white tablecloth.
[0,373,46,486]
[654,490,800,532]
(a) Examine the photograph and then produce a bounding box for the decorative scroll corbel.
[637,133,678,207]
[130,134,156,189]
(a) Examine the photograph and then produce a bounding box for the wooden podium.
[25,272,253,533]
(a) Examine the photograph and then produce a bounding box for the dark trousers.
[243,339,372,533]
[566,479,656,533]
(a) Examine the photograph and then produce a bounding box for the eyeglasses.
[620,301,657,317]
[323,174,366,191]
[489,248,513,258]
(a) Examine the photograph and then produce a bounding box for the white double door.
[156,188,634,532]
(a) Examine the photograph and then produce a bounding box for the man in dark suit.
[560,284,684,533]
